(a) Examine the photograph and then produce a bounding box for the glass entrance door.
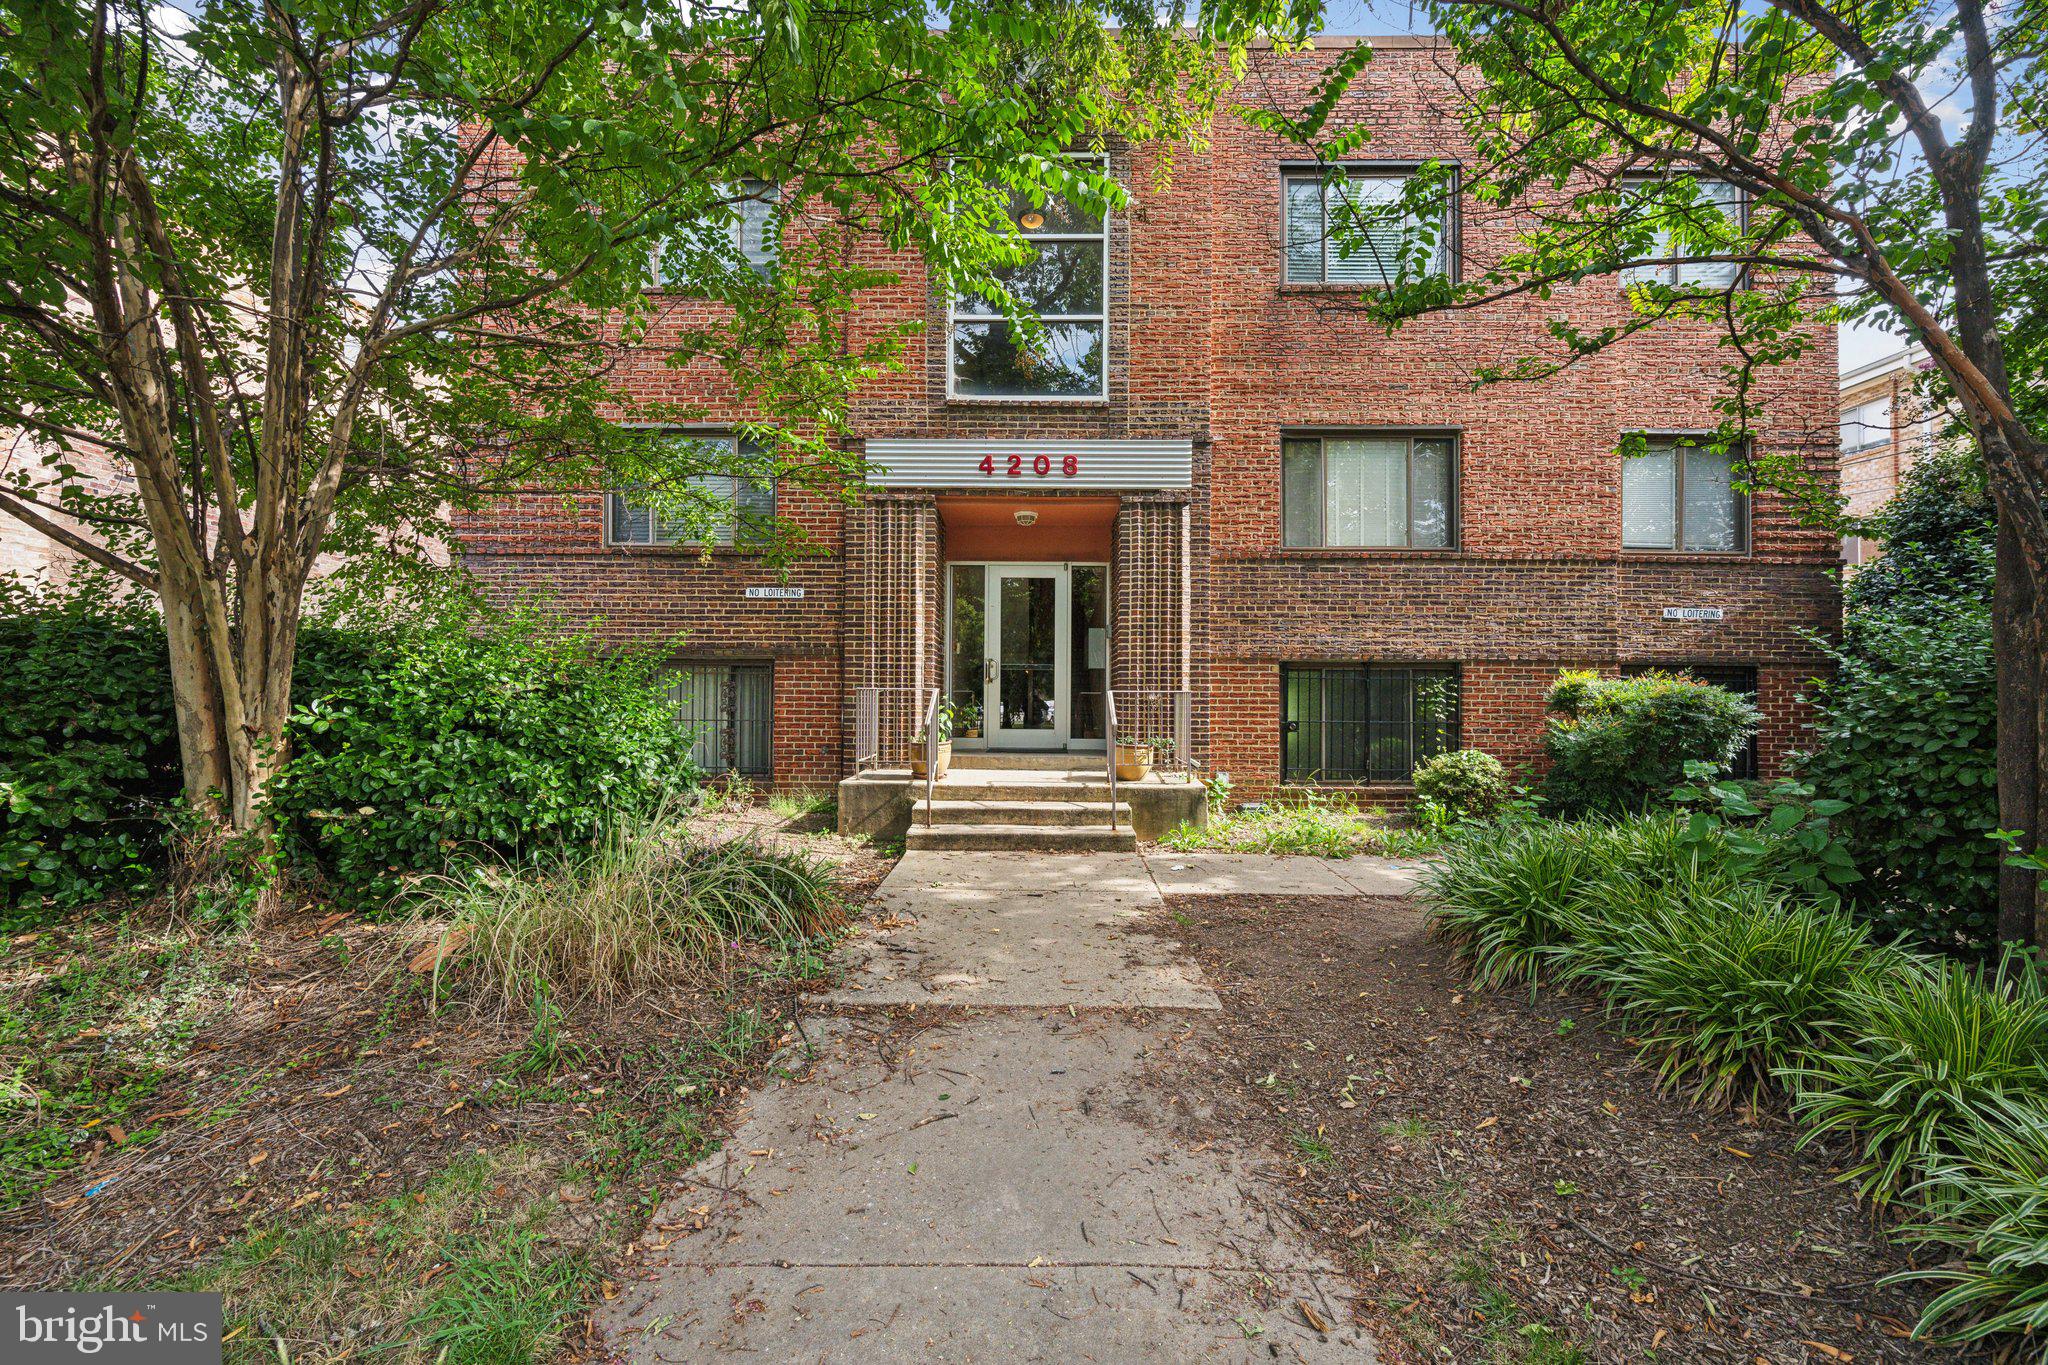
[946,562,1108,752]
[989,566,1066,750]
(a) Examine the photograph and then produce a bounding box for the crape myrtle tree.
[0,0,1216,839]
[1199,0,2048,948]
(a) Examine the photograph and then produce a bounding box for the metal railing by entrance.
[1104,689,1193,833]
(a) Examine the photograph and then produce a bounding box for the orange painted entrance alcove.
[936,495,1118,562]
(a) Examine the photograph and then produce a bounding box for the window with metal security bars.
[1283,168,1452,286]
[1282,665,1459,783]
[666,663,772,776]
[1622,663,1759,780]
[606,432,774,548]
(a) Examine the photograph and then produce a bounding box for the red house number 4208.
[979,454,1080,478]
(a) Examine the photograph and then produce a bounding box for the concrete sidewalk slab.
[601,1012,1369,1361]
[1144,853,1371,897]
[1328,859,1425,897]
[817,851,1218,1009]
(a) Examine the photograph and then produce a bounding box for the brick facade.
[453,39,1840,800]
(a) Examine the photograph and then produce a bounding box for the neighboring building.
[0,429,136,588]
[1839,343,1936,566]
[454,38,1841,805]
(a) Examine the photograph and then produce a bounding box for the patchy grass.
[1,927,234,1210]
[766,788,836,824]
[1159,793,1436,859]
[178,996,793,1365]
[2,803,886,1359]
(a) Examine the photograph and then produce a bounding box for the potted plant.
[911,701,955,780]
[1114,734,1156,782]
[953,698,982,741]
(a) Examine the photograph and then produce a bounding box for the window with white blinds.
[1621,438,1748,553]
[1619,177,1744,290]
[606,433,774,548]
[652,179,779,286]
[1283,169,1449,286]
[1282,433,1457,548]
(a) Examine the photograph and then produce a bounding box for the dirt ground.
[0,804,892,1361]
[1146,892,1968,1364]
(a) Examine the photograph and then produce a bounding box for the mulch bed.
[1147,893,1973,1364]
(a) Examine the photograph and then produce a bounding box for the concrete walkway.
[599,852,1378,1362]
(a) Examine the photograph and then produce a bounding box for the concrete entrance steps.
[903,754,1136,851]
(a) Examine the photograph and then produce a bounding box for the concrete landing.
[821,852,1216,1009]
[1144,853,1424,899]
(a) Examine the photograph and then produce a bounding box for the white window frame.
[604,431,775,549]
[1618,175,1746,290]
[1281,164,1454,286]
[1841,397,1894,455]
[1620,433,1751,554]
[946,152,1110,404]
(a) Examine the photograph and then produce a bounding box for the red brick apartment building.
[454,38,1840,812]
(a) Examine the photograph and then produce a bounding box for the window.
[1282,433,1456,548]
[1622,663,1758,780]
[667,663,771,776]
[1283,168,1450,286]
[1621,437,1748,553]
[1282,665,1459,783]
[606,433,774,548]
[1841,397,1893,454]
[653,180,779,286]
[1619,176,1744,289]
[950,157,1107,400]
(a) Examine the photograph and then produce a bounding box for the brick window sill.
[942,396,1112,409]
[1262,547,1466,559]
[602,543,771,559]
[1617,550,1754,564]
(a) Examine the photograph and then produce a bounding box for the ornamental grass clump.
[1583,882,1903,1109]
[1788,953,2048,1205]
[415,809,843,1017]
[1425,820,1603,986]
[1894,1092,2048,1342]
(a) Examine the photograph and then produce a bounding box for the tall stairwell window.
[950,154,1108,399]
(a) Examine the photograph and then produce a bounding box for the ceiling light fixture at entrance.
[1013,509,1039,526]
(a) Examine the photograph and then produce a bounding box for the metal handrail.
[1104,688,1119,831]
[921,687,941,827]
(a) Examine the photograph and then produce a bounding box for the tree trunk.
[1993,504,2048,951]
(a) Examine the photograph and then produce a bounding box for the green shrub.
[416,808,843,1015]
[1585,883,1899,1109]
[271,606,697,909]
[1799,562,1998,951]
[0,578,180,918]
[1788,953,2048,1204]
[1895,1092,2048,1342]
[1540,669,1758,817]
[1412,748,1512,821]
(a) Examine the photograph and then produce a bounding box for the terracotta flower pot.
[910,740,952,780]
